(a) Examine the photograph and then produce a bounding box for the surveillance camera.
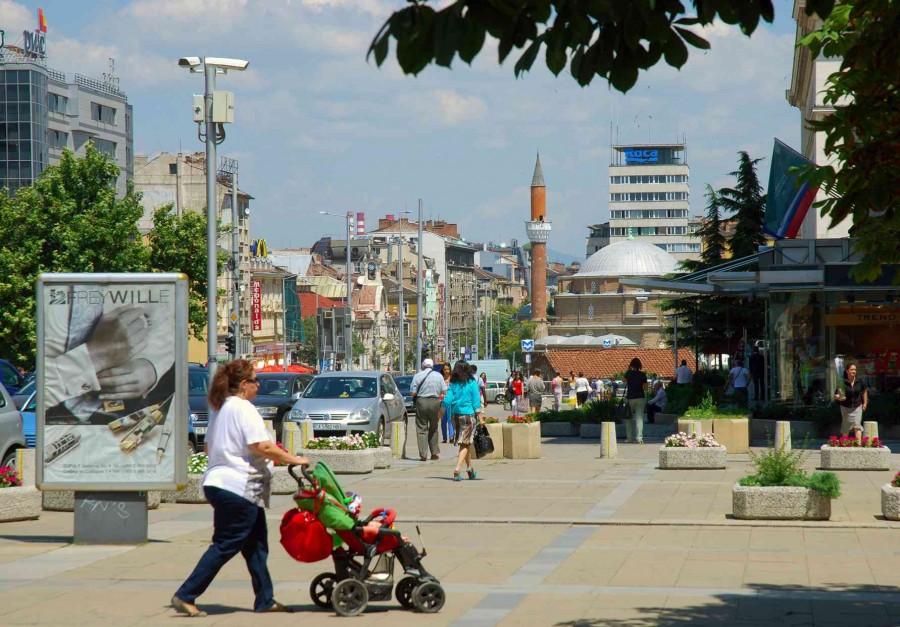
[205,57,250,71]
[178,56,202,68]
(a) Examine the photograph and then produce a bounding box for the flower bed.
[507,415,536,424]
[882,472,900,521]
[306,434,369,450]
[733,444,840,520]
[681,392,749,452]
[820,437,890,470]
[659,433,726,469]
[297,448,375,474]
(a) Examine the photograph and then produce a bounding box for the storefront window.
[772,292,826,405]
[826,294,899,395]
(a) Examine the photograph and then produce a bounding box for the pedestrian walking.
[551,371,563,411]
[527,369,545,414]
[646,381,667,424]
[675,359,693,384]
[442,360,484,481]
[410,359,447,460]
[726,358,751,407]
[172,359,308,617]
[749,346,765,403]
[436,363,453,443]
[624,358,649,444]
[573,371,591,407]
[511,372,525,418]
[835,363,867,440]
[478,371,488,408]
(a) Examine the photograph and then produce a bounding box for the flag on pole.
[764,139,819,239]
[38,8,47,32]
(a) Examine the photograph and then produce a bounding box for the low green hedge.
[536,399,618,424]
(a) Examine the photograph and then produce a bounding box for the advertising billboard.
[36,274,188,490]
[252,280,262,331]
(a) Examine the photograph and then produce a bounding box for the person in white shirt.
[573,372,591,407]
[727,358,751,406]
[646,381,667,423]
[173,359,308,617]
[675,360,693,385]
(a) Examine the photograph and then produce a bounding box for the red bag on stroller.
[280,496,333,563]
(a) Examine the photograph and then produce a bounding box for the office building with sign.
[594,142,698,262]
[0,13,133,196]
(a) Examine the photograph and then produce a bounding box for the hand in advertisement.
[98,358,157,400]
[86,306,151,373]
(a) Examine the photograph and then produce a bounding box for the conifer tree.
[719,151,767,258]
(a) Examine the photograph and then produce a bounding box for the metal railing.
[74,73,127,100]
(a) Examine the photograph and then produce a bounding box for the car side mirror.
[382,393,395,401]
[291,392,301,400]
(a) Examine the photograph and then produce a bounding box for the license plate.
[316,423,345,431]
[194,427,207,435]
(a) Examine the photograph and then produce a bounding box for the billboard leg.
[73,491,149,544]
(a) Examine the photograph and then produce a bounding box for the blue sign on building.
[624,148,659,164]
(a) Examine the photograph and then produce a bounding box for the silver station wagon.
[287,371,407,444]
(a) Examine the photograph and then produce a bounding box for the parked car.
[485,380,507,405]
[0,359,26,395]
[20,391,35,449]
[250,372,314,440]
[287,371,406,444]
[392,375,415,414]
[12,380,35,410]
[0,384,25,469]
[187,365,209,454]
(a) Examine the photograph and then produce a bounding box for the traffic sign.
[602,338,612,348]
[230,312,238,323]
[521,339,534,352]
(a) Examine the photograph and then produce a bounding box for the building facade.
[1,48,132,196]
[606,143,698,261]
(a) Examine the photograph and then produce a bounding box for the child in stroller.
[283,463,445,617]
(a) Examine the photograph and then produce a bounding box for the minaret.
[526,152,551,338]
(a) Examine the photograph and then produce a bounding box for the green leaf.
[458,16,486,64]
[674,26,710,50]
[609,60,639,92]
[545,28,567,75]
[663,34,688,68]
[371,33,389,66]
[514,39,541,76]
[434,6,464,67]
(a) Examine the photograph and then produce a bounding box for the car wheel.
[1,448,18,470]
[495,394,505,405]
[187,438,197,456]
[376,418,386,446]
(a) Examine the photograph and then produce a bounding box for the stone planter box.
[297,448,375,474]
[161,475,207,504]
[677,418,712,435]
[372,446,392,469]
[45,490,162,511]
[271,466,299,495]
[732,485,831,520]
[881,484,900,521]
[479,423,504,460]
[502,422,541,459]
[659,446,727,470]
[0,486,41,522]
[712,419,750,454]
[540,421,579,437]
[820,445,891,471]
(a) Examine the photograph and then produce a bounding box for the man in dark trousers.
[749,346,765,404]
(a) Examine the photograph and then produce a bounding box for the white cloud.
[0,0,32,33]
[396,89,487,126]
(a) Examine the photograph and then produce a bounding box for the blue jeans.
[441,409,455,441]
[175,486,274,612]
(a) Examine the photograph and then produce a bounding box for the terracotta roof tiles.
[545,348,695,380]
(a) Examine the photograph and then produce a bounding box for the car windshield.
[393,376,413,394]
[15,380,35,397]
[257,376,292,397]
[24,392,36,412]
[189,370,208,397]
[304,377,377,399]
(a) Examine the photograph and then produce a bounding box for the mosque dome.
[576,240,678,278]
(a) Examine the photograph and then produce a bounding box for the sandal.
[453,470,462,481]
[171,596,207,618]
[467,468,477,480]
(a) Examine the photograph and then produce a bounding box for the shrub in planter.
[682,392,749,452]
[0,466,21,488]
[881,471,900,522]
[300,435,375,474]
[734,444,840,520]
[659,433,726,469]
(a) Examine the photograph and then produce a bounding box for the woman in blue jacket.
[442,361,484,481]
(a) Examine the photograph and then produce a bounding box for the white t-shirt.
[675,365,693,384]
[574,377,591,393]
[203,396,274,507]
[729,367,750,389]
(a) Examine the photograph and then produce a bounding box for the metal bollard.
[600,421,618,458]
[775,420,792,450]
[390,422,406,458]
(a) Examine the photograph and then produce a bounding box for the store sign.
[22,8,48,58]
[825,312,898,326]
[251,280,262,331]
[624,148,659,164]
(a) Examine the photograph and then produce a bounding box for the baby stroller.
[283,463,445,617]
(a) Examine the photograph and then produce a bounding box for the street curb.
[393,516,900,529]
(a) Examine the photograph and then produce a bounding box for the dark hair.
[680,359,687,366]
[534,369,542,377]
[441,363,451,373]
[471,365,478,373]
[629,358,643,371]
[450,360,474,384]
[208,359,255,410]
[578,371,584,377]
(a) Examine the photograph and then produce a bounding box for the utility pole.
[204,64,217,374]
[346,211,353,370]
[416,198,423,364]
[398,233,405,374]
[231,171,239,358]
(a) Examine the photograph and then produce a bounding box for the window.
[49,129,68,149]
[610,174,687,185]
[49,93,68,114]
[610,191,688,202]
[587,304,595,320]
[90,102,116,124]
[169,163,178,175]
[610,209,688,220]
[93,138,117,158]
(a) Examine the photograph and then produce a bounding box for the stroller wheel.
[310,572,336,610]
[395,576,417,609]
[332,578,369,617]
[412,581,445,614]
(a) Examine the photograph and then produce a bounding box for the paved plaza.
[1,427,899,626]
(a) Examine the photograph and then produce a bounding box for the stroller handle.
[287,463,312,485]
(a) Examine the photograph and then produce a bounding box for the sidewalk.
[1,435,898,625]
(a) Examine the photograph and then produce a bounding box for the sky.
[1,0,802,264]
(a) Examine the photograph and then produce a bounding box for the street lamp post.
[320,211,354,370]
[178,56,249,375]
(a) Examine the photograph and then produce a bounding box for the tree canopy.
[718,151,767,259]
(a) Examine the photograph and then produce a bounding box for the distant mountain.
[546,247,582,266]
